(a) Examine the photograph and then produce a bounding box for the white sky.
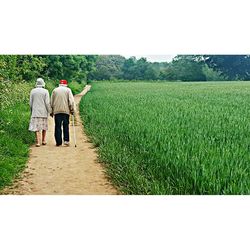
[123,55,176,62]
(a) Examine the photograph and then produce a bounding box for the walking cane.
[72,114,77,147]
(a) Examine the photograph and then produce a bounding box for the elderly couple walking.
[29,78,76,147]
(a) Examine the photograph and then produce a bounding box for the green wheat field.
[80,81,250,194]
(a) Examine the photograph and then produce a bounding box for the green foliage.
[0,83,34,189]
[45,80,57,95]
[202,64,226,81]
[16,55,47,81]
[89,55,126,80]
[44,80,85,95]
[169,55,206,81]
[0,55,96,84]
[0,55,18,81]
[41,55,97,83]
[195,55,250,81]
[0,55,46,82]
[0,132,31,189]
[91,55,250,82]
[0,81,32,110]
[91,55,211,82]
[122,57,137,80]
[68,81,86,95]
[80,81,250,194]
[2,54,250,83]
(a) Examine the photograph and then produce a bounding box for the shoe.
[56,144,62,147]
[36,144,41,147]
[42,142,47,145]
[64,141,70,146]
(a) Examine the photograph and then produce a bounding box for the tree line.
[1,55,250,83]
[89,55,250,82]
[0,55,96,83]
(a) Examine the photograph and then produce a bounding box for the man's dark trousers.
[54,113,70,146]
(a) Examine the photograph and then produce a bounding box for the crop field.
[80,81,250,194]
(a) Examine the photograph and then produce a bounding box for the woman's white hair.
[36,78,45,87]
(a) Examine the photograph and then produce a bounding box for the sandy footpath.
[2,85,118,195]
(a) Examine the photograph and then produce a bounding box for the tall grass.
[0,82,34,189]
[0,81,32,109]
[80,81,250,194]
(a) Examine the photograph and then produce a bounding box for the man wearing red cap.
[50,79,75,146]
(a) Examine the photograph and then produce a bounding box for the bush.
[0,81,32,110]
[68,81,86,95]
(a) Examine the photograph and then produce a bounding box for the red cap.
[60,79,68,85]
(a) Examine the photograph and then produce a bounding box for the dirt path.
[2,85,118,195]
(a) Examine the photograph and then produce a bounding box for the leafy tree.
[16,55,47,81]
[0,55,17,81]
[88,55,125,81]
[170,55,206,81]
[144,66,158,80]
[41,55,97,83]
[41,55,63,80]
[122,57,160,80]
[122,57,137,80]
[202,64,226,81]
[0,55,96,84]
[201,55,250,80]
[0,55,46,82]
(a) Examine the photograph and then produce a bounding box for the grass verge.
[0,82,34,190]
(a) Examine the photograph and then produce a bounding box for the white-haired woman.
[29,78,51,147]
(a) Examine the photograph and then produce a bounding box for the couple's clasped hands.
[50,112,74,118]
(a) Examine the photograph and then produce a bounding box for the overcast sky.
[123,55,176,62]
